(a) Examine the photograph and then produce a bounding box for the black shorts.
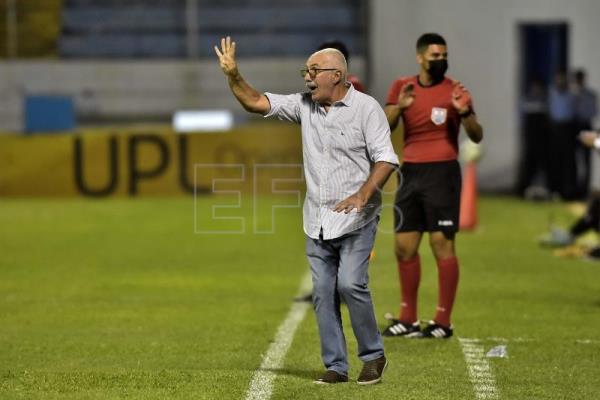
[393,160,462,237]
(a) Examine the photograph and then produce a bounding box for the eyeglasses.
[300,67,338,78]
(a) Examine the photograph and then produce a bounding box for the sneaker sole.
[357,360,388,385]
[382,330,420,338]
[414,331,453,339]
[313,375,349,385]
[313,380,348,385]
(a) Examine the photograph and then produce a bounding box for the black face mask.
[427,59,448,83]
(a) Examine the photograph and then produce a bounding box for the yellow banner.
[0,122,306,197]
[0,121,403,197]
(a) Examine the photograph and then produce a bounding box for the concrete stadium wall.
[370,0,600,191]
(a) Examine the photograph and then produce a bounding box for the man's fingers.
[398,83,416,105]
[334,200,357,213]
[453,84,467,95]
[453,88,469,101]
[452,81,464,91]
[333,196,365,213]
[214,45,223,58]
[221,37,226,53]
[401,83,414,93]
[226,36,231,51]
[230,41,236,57]
[333,201,345,212]
[344,202,358,213]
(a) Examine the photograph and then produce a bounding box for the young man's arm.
[384,105,403,131]
[214,36,271,115]
[461,113,483,143]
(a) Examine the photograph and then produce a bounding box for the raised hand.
[451,81,472,114]
[214,36,238,77]
[397,82,416,110]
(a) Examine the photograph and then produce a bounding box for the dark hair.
[317,40,349,62]
[416,33,446,53]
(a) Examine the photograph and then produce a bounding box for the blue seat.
[25,95,75,133]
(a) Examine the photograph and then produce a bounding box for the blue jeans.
[306,217,384,375]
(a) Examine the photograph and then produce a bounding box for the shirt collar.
[334,82,355,107]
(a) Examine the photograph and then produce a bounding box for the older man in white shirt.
[215,37,399,385]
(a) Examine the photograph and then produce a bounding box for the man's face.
[417,44,448,70]
[303,53,340,104]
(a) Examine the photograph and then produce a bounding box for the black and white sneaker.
[415,320,453,339]
[382,315,421,337]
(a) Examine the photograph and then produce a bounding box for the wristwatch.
[459,108,473,118]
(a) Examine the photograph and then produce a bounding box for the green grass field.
[1,195,599,399]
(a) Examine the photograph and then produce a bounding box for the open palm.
[451,81,471,113]
[397,82,416,109]
[214,36,238,77]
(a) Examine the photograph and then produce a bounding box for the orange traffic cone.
[459,161,478,231]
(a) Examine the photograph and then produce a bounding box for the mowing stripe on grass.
[244,272,312,400]
[459,338,499,400]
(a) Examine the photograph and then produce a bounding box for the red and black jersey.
[386,75,473,163]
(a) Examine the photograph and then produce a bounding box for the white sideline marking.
[244,272,312,400]
[483,337,599,344]
[459,338,500,400]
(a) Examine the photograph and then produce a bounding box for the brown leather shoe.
[313,370,349,384]
[357,355,388,385]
